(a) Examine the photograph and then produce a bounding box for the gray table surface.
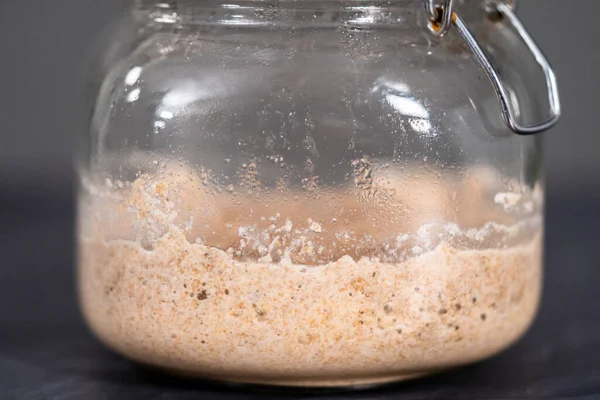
[1,185,599,400]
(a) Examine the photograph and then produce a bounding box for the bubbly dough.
[78,164,542,386]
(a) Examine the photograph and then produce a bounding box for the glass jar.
[77,0,560,387]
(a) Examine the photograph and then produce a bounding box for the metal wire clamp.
[425,0,561,135]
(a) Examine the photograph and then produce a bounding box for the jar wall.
[77,1,543,386]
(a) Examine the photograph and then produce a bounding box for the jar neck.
[130,1,428,29]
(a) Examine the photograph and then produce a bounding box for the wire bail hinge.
[424,0,560,135]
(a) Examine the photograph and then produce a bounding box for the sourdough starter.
[78,166,542,386]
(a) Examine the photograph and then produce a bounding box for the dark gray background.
[0,0,598,192]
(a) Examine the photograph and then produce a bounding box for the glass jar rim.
[131,0,430,29]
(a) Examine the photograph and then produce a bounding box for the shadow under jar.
[77,0,560,387]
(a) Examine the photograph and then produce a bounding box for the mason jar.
[77,0,560,387]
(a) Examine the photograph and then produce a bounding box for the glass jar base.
[151,365,436,389]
